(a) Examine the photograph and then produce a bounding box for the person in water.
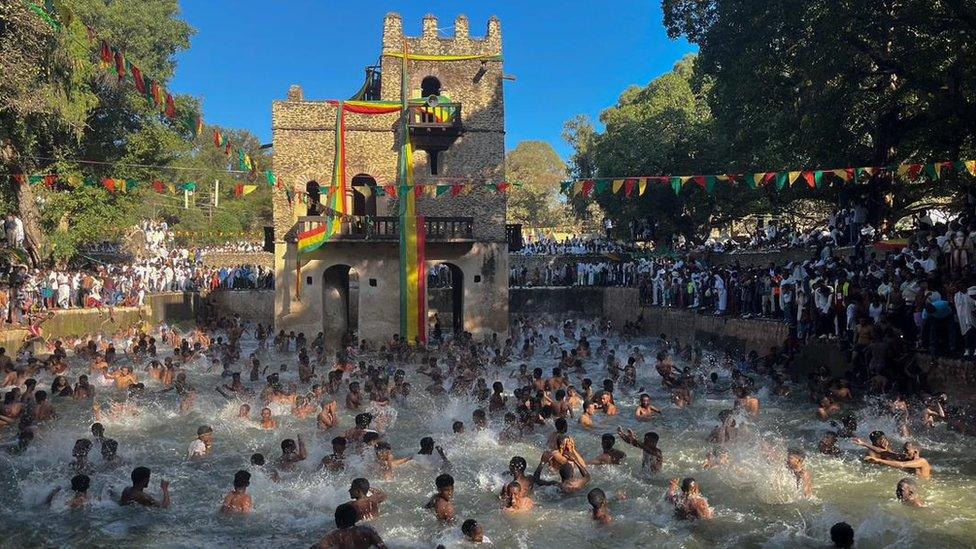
[896,477,924,507]
[219,470,253,514]
[425,473,455,521]
[666,477,713,520]
[312,502,387,549]
[865,441,932,479]
[786,448,814,497]
[617,427,663,472]
[119,466,170,508]
[829,521,854,548]
[461,519,486,543]
[347,477,387,520]
[587,487,612,524]
[187,425,213,458]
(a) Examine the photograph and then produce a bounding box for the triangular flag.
[265,170,276,186]
[167,183,176,194]
[152,181,165,193]
[802,172,815,189]
[28,175,43,186]
[99,40,112,67]
[66,175,82,188]
[12,174,26,186]
[638,178,647,196]
[966,161,976,176]
[907,164,923,179]
[43,175,57,188]
[705,175,717,194]
[131,64,145,94]
[560,181,574,194]
[241,185,257,196]
[832,169,849,182]
[165,93,177,118]
[384,185,398,198]
[182,182,197,192]
[775,172,788,190]
[582,179,595,198]
[594,180,610,194]
[624,178,636,198]
[497,182,510,193]
[612,179,624,194]
[788,171,801,186]
[924,163,940,180]
[692,176,706,189]
[670,177,682,195]
[114,49,126,81]
[450,184,463,197]
[102,178,116,192]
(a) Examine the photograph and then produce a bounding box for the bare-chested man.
[311,502,387,549]
[219,470,253,515]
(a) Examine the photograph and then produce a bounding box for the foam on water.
[1,320,975,548]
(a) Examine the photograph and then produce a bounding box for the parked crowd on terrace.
[0,222,272,327]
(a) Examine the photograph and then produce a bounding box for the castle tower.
[270,13,509,343]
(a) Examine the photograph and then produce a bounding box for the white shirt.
[187,439,207,458]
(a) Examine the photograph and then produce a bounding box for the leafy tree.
[505,141,571,227]
[661,0,976,224]
[1,1,271,264]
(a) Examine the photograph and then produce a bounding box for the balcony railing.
[298,216,474,242]
[407,103,462,130]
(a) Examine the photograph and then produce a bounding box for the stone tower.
[270,13,508,343]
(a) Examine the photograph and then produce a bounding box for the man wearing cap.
[188,425,214,458]
[954,286,976,357]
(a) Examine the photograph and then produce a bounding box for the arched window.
[305,180,321,216]
[421,76,441,98]
[350,174,377,217]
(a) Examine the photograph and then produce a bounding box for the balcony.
[297,216,474,243]
[408,103,462,150]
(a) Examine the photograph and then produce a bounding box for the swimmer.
[830,522,854,548]
[818,432,841,456]
[259,407,277,430]
[347,478,387,520]
[319,436,347,473]
[852,431,901,460]
[317,400,340,430]
[666,477,713,520]
[119,466,170,508]
[587,488,612,524]
[46,474,92,509]
[865,441,931,479]
[617,428,663,472]
[424,473,456,521]
[588,433,626,465]
[786,449,814,496]
[734,386,760,417]
[579,402,596,429]
[373,442,411,480]
[238,404,251,420]
[100,439,125,470]
[219,470,253,515]
[70,439,94,474]
[501,481,533,512]
[188,425,214,458]
[461,519,485,543]
[312,502,387,549]
[896,477,924,507]
[635,393,662,421]
[275,435,308,470]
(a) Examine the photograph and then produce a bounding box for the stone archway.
[427,262,463,339]
[322,264,359,344]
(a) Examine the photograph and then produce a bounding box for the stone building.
[271,13,509,343]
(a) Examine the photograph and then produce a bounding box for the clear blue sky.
[170,0,695,159]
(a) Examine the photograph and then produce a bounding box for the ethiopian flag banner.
[400,215,427,344]
[297,224,328,254]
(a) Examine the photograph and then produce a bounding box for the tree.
[564,56,769,242]
[661,0,976,225]
[505,141,572,228]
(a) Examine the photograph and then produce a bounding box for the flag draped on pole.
[397,40,426,344]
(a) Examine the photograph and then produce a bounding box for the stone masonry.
[270,13,509,342]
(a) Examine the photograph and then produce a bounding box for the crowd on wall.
[513,209,976,359]
[0,221,272,327]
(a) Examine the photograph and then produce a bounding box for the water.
[2,319,975,548]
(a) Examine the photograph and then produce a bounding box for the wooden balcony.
[297,216,474,243]
[408,103,462,150]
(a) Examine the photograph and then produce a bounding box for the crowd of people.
[0,221,272,327]
[0,306,962,546]
[515,235,645,257]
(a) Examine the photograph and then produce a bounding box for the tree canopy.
[0,0,270,264]
[505,141,572,228]
[566,1,976,241]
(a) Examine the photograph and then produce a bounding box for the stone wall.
[207,290,275,325]
[707,246,855,268]
[200,252,273,269]
[510,287,605,315]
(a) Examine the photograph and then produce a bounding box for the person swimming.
[587,488,612,524]
[666,477,713,520]
[219,470,253,514]
[119,466,170,508]
[311,502,387,549]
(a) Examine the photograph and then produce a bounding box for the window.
[421,76,441,98]
[369,278,377,287]
[306,276,313,285]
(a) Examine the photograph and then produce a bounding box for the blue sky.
[170,1,695,158]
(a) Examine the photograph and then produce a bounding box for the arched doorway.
[351,174,377,217]
[305,180,321,216]
[427,262,463,340]
[322,265,359,344]
[421,76,442,98]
